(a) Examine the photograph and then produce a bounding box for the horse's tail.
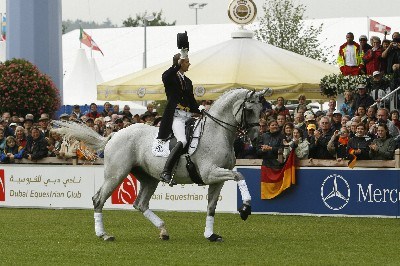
[52,120,111,151]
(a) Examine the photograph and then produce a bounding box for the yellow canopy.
[98,34,338,101]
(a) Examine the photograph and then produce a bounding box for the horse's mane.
[208,88,250,110]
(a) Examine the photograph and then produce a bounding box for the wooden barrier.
[3,149,399,168]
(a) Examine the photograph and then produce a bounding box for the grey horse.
[54,88,267,242]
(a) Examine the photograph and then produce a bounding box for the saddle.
[151,118,205,185]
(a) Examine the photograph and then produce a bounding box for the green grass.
[1,209,400,265]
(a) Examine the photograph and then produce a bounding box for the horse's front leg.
[205,167,252,221]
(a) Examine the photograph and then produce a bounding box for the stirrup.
[160,172,177,186]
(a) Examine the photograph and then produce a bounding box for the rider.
[157,52,201,185]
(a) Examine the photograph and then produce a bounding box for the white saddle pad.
[151,119,203,157]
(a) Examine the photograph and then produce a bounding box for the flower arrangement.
[0,58,61,118]
[320,73,393,97]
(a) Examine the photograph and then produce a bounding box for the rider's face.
[180,58,190,72]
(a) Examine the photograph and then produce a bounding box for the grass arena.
[1,155,400,264]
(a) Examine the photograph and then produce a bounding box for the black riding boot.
[160,141,184,186]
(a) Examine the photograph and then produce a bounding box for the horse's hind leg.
[132,173,169,240]
[93,168,128,241]
[204,182,224,242]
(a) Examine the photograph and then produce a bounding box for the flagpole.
[366,16,369,40]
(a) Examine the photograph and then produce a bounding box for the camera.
[177,31,189,50]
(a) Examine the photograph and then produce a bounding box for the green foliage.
[122,10,176,27]
[0,58,61,118]
[320,73,392,97]
[62,18,117,34]
[2,209,400,264]
[152,100,167,116]
[255,0,333,63]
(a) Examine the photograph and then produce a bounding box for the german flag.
[348,148,357,168]
[261,150,296,199]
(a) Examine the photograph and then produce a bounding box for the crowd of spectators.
[0,100,215,164]
[236,93,400,164]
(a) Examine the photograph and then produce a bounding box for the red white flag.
[79,26,104,56]
[369,19,391,35]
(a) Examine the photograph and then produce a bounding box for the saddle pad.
[151,119,203,158]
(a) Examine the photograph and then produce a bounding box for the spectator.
[115,118,125,131]
[282,122,294,146]
[359,35,372,55]
[369,123,396,160]
[101,102,113,117]
[59,113,70,121]
[381,39,391,73]
[309,116,334,159]
[389,110,400,131]
[22,127,48,161]
[283,127,309,160]
[347,123,372,160]
[119,105,133,119]
[71,105,83,119]
[341,115,351,129]
[0,127,6,154]
[0,117,14,138]
[276,114,286,131]
[331,111,342,131]
[354,84,375,110]
[145,103,158,117]
[340,90,355,117]
[366,106,377,122]
[328,127,350,161]
[0,136,24,163]
[38,114,51,138]
[94,117,105,136]
[112,104,120,114]
[370,71,390,109]
[294,112,307,138]
[14,126,27,148]
[87,103,101,119]
[356,105,368,124]
[324,99,336,115]
[382,32,400,108]
[367,119,378,139]
[272,97,290,118]
[85,118,95,129]
[376,108,400,138]
[47,130,62,157]
[294,94,310,116]
[337,32,364,75]
[363,36,383,75]
[306,123,317,158]
[349,120,358,138]
[257,120,283,169]
[23,114,34,136]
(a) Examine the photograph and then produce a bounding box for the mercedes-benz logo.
[321,174,350,210]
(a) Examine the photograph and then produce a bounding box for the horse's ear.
[249,90,256,98]
[256,88,272,98]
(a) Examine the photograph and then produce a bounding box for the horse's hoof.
[99,234,115,241]
[238,204,251,221]
[207,233,223,242]
[160,234,170,240]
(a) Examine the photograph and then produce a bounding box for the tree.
[122,10,176,27]
[255,0,333,63]
[62,18,117,34]
[0,59,61,118]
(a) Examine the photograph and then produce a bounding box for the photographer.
[382,32,400,108]
[157,32,201,185]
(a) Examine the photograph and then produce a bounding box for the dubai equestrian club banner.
[0,165,237,212]
[1,165,400,217]
[237,167,400,217]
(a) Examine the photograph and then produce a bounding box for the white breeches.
[172,109,192,147]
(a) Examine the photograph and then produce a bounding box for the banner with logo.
[237,167,400,217]
[0,165,237,213]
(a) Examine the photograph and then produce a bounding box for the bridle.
[202,90,261,135]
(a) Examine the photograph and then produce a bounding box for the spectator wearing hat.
[59,113,70,121]
[24,114,34,135]
[306,123,316,157]
[331,110,342,131]
[337,32,364,76]
[359,35,372,55]
[22,126,49,161]
[369,71,390,109]
[87,103,101,119]
[119,105,133,119]
[354,84,375,111]
[71,105,83,119]
[363,36,383,75]
[38,113,51,138]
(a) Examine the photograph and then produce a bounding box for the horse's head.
[232,89,270,140]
